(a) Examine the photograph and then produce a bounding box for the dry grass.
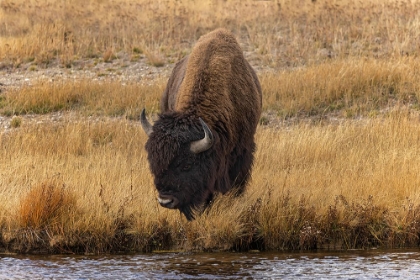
[0,118,157,253]
[1,111,420,253]
[262,57,420,118]
[253,111,420,249]
[18,180,76,229]
[1,0,420,68]
[0,78,165,117]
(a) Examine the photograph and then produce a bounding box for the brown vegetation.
[2,111,420,253]
[1,0,420,254]
[1,0,419,69]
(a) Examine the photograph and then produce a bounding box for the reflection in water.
[1,250,420,279]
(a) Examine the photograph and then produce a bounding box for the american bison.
[141,28,262,220]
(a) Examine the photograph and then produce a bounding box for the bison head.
[141,109,215,220]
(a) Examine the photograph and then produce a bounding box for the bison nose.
[157,194,179,209]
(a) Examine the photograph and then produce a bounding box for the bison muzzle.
[141,28,262,220]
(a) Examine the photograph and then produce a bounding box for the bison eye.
[182,164,191,171]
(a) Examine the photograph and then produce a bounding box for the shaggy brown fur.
[162,28,262,132]
[144,28,262,220]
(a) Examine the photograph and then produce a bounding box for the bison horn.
[140,108,153,136]
[190,118,213,153]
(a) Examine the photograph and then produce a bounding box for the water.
[1,250,420,279]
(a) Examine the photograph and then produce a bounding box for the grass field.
[1,0,420,253]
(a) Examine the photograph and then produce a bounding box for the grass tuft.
[146,51,165,67]
[18,180,76,230]
[10,116,22,128]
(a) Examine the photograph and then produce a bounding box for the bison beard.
[141,28,262,220]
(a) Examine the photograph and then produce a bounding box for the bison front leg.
[228,141,256,196]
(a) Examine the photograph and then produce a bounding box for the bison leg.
[228,142,256,196]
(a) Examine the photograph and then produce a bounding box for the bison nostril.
[157,194,179,209]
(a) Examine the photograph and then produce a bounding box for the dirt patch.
[0,52,174,90]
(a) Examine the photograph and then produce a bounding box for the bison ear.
[140,108,153,137]
[190,118,213,154]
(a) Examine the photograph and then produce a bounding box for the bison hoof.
[157,194,179,209]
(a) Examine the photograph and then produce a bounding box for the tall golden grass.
[1,0,420,68]
[262,57,420,117]
[1,0,420,253]
[0,78,165,117]
[1,109,420,253]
